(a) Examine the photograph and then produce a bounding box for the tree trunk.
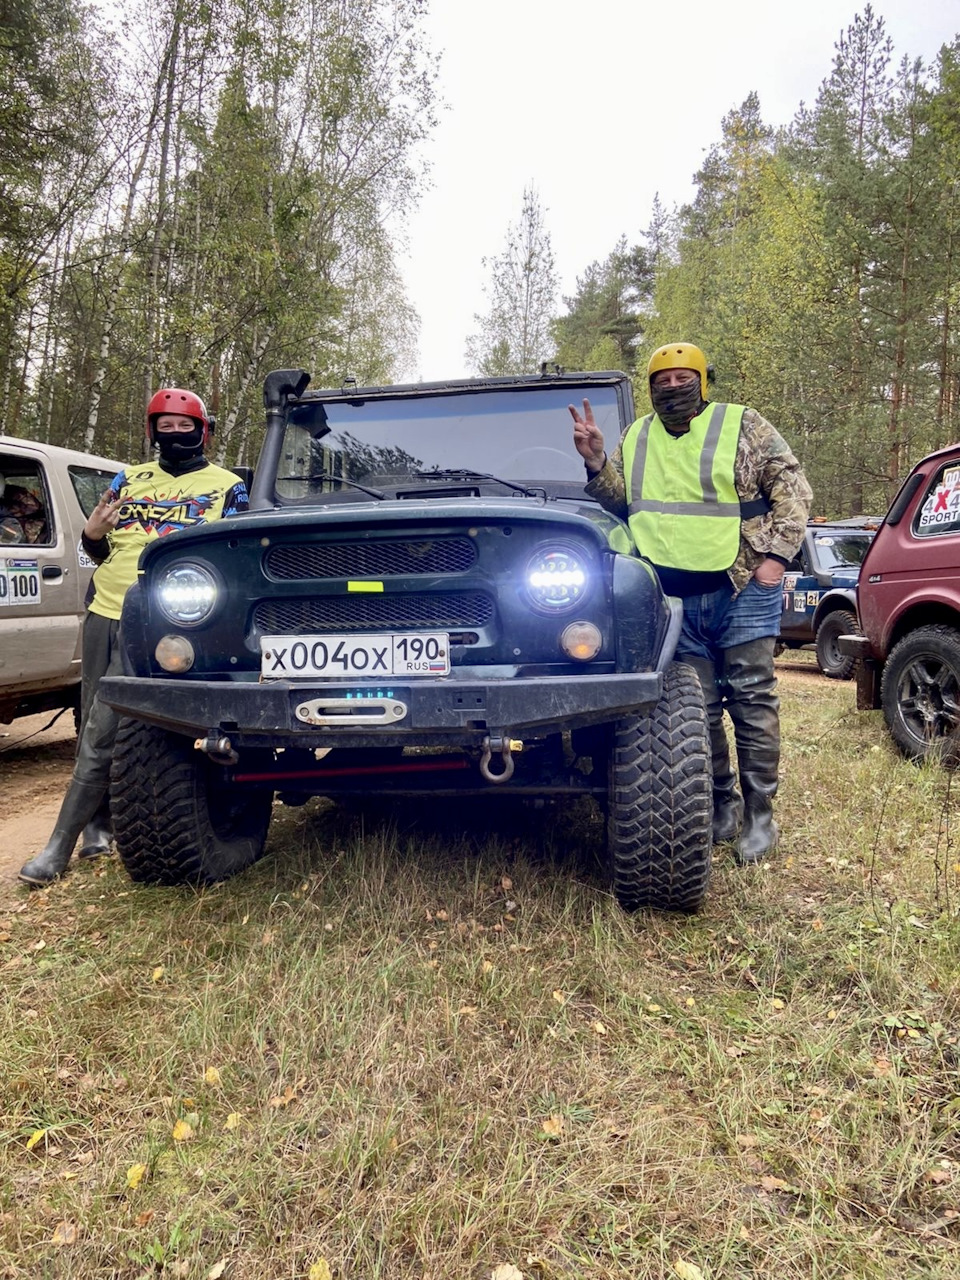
[217,324,275,466]
[84,18,180,451]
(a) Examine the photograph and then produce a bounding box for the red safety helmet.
[145,387,211,448]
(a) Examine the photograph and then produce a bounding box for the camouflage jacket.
[584,406,813,595]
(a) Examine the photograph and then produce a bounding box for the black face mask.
[650,379,705,430]
[155,423,205,461]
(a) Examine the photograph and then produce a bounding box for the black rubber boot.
[738,754,779,863]
[79,793,113,860]
[685,655,743,844]
[19,779,107,886]
[721,637,781,866]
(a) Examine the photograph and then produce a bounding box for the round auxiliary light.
[156,562,218,625]
[526,546,588,612]
[155,634,196,672]
[560,621,602,662]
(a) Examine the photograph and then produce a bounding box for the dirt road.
[0,710,76,900]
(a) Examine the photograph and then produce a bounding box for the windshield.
[810,532,874,571]
[275,385,623,501]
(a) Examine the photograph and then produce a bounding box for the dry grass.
[1,665,959,1279]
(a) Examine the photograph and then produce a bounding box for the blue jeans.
[674,576,783,662]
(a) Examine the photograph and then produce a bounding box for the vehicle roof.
[296,369,631,403]
[903,440,960,472]
[0,434,122,470]
[807,516,884,530]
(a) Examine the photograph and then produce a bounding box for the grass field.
[2,661,959,1279]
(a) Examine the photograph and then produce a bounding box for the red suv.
[841,442,960,761]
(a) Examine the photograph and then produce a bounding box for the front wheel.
[881,626,960,765]
[110,717,274,885]
[815,609,859,680]
[607,662,712,913]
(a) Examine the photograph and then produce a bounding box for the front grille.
[254,591,495,634]
[266,537,477,580]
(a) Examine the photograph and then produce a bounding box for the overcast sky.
[398,0,959,381]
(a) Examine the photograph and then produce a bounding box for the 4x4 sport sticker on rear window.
[0,557,40,605]
[918,465,960,534]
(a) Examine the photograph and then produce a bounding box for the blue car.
[777,518,881,678]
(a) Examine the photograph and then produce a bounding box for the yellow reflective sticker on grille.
[347,580,384,592]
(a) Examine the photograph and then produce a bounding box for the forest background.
[1,0,959,516]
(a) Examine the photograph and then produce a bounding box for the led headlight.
[526,546,588,612]
[155,562,218,625]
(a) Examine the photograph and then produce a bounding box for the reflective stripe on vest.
[622,403,745,571]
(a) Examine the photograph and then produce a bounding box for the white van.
[0,435,121,726]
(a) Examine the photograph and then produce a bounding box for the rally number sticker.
[0,558,41,606]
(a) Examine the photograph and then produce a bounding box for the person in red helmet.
[19,388,249,886]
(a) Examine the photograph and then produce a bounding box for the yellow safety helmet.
[647,342,710,399]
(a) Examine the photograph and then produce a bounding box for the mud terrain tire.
[607,662,712,913]
[110,717,273,885]
[815,609,858,680]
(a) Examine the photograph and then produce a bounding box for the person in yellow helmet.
[570,342,812,864]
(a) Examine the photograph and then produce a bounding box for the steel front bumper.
[99,671,665,746]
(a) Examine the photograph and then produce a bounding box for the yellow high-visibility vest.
[621,403,745,571]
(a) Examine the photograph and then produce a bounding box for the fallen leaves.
[52,1221,78,1246]
[172,1119,194,1142]
[491,1265,524,1280]
[308,1261,332,1280]
[204,1066,222,1086]
[673,1261,706,1280]
[759,1175,800,1194]
[25,1128,46,1151]
[541,1114,564,1138]
[126,1162,147,1190]
[224,1112,241,1131]
[268,1084,298,1109]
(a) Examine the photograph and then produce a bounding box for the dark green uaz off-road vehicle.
[101,369,712,912]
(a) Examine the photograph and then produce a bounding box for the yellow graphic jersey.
[88,459,248,620]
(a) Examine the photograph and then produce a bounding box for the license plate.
[261,632,450,678]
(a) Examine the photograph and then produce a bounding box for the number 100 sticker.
[0,558,41,605]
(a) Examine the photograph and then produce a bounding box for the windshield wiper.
[411,469,544,498]
[277,472,386,500]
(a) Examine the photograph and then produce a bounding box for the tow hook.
[479,734,523,784]
[194,730,239,766]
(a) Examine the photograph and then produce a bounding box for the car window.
[915,461,960,537]
[0,455,52,545]
[69,464,120,518]
[809,532,874,570]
